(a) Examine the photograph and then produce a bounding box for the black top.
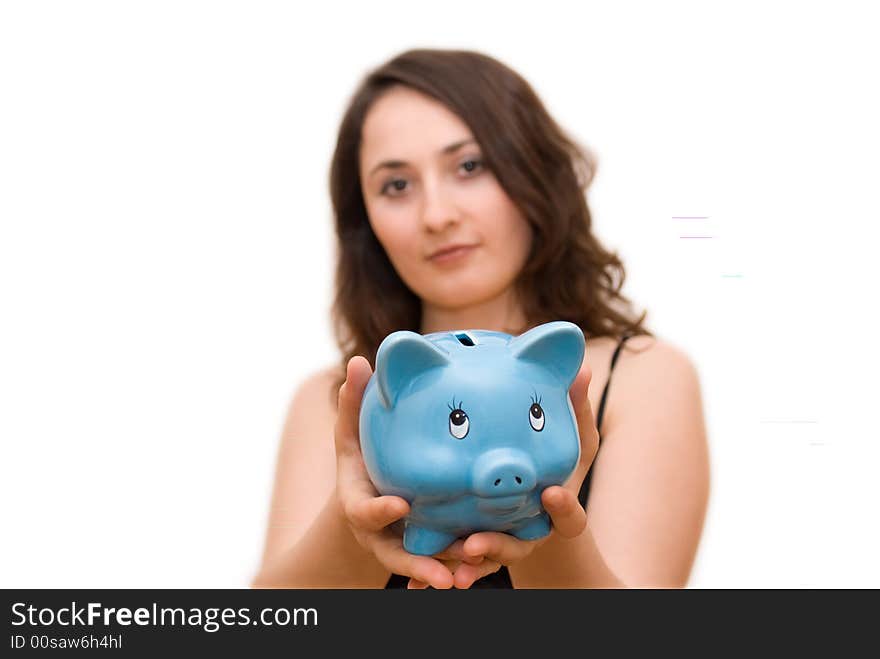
[385,333,634,589]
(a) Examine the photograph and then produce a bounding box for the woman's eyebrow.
[368,138,477,178]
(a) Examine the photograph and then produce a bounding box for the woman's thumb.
[334,356,373,456]
[570,363,599,466]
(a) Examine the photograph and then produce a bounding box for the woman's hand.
[334,356,488,589]
[406,359,599,589]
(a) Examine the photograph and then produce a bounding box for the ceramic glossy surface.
[359,321,585,555]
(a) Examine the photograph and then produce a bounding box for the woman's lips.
[428,244,478,265]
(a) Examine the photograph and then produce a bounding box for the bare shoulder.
[275,363,346,463]
[615,335,699,385]
[619,333,693,362]
[285,364,345,427]
[607,336,701,423]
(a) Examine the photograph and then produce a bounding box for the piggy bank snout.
[471,449,537,498]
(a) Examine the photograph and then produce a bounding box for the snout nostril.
[493,477,523,486]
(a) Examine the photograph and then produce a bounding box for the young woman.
[251,49,710,589]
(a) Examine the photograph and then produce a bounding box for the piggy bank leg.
[403,523,456,556]
[510,512,551,540]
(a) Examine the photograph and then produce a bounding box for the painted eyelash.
[448,396,465,411]
[530,391,542,405]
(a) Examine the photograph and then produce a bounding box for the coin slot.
[454,332,476,346]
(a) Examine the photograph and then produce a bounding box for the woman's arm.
[250,368,390,588]
[508,338,711,588]
[251,491,390,588]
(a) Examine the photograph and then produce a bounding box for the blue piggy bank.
[358,320,585,556]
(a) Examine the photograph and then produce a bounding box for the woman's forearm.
[507,524,627,589]
[251,493,390,588]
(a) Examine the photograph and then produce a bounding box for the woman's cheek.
[372,215,415,265]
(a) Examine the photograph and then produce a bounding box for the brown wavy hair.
[327,48,653,399]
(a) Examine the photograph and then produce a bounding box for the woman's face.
[358,85,533,311]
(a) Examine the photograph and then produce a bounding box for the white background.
[1,0,877,588]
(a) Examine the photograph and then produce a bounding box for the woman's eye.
[449,408,469,439]
[529,403,545,432]
[380,178,407,196]
[380,160,482,197]
[459,158,483,174]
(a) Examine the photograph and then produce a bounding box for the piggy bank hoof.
[404,523,457,556]
[510,512,551,540]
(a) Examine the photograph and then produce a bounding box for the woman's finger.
[410,557,498,589]
[345,495,410,533]
[568,360,600,481]
[370,531,454,589]
[441,558,462,576]
[452,559,502,589]
[433,539,484,566]
[542,486,587,538]
[335,468,381,524]
[333,356,373,459]
[462,531,538,566]
[332,355,394,530]
[406,557,460,589]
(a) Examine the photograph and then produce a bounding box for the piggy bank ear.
[509,321,585,387]
[375,331,451,409]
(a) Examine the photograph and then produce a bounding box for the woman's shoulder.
[589,333,688,368]
[585,333,658,380]
[614,334,697,375]
[600,334,702,431]
[301,362,347,393]
[284,363,346,429]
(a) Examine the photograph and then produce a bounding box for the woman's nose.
[420,179,460,232]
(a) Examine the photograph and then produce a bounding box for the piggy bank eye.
[529,403,545,432]
[449,408,469,439]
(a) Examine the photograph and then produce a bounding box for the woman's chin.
[421,285,507,312]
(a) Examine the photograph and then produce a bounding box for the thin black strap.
[578,333,633,509]
[595,333,633,438]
